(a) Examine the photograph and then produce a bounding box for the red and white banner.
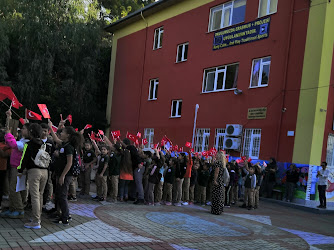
[26,109,42,121]
[136,132,142,138]
[185,142,192,148]
[37,104,51,119]
[142,138,148,145]
[98,130,104,136]
[66,115,72,125]
[19,118,25,125]
[51,125,58,133]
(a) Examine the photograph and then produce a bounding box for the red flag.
[142,138,148,145]
[98,130,104,136]
[66,115,72,125]
[185,142,192,148]
[135,139,139,145]
[161,135,173,146]
[209,147,217,156]
[111,130,121,139]
[89,132,102,142]
[178,147,184,152]
[84,124,92,130]
[136,132,141,138]
[154,143,159,149]
[26,109,42,121]
[0,87,22,109]
[52,125,58,133]
[247,157,252,163]
[241,156,247,162]
[202,151,208,157]
[75,128,78,132]
[190,148,194,153]
[226,155,229,162]
[19,118,25,125]
[11,97,22,109]
[126,132,138,143]
[37,104,51,119]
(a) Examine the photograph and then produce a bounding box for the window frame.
[249,56,271,88]
[202,63,239,93]
[194,128,211,152]
[144,128,154,149]
[153,26,164,50]
[242,129,261,159]
[208,0,246,32]
[170,99,182,118]
[258,0,278,18]
[215,128,226,151]
[148,78,159,100]
[176,42,189,63]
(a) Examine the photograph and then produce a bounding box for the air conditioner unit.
[223,137,241,150]
[225,124,243,136]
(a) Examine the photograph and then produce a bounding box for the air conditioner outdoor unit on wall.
[225,124,243,136]
[223,137,241,150]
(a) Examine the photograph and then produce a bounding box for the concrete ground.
[0,195,333,250]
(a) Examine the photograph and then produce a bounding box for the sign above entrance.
[248,107,267,120]
[213,17,271,50]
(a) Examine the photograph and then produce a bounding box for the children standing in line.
[94,145,110,202]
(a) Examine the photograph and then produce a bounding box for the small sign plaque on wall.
[247,107,267,120]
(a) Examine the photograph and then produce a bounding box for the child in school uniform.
[197,162,210,206]
[80,140,97,196]
[189,158,199,205]
[241,164,257,210]
[162,157,177,205]
[94,145,110,202]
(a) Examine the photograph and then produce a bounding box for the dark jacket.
[198,169,210,187]
[286,170,299,183]
[164,166,175,184]
[19,138,46,173]
[109,153,121,176]
[190,168,197,186]
[126,145,140,171]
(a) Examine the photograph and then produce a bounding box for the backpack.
[32,143,51,169]
[72,150,81,177]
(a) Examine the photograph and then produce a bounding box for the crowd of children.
[0,109,280,230]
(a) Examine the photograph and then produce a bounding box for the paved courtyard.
[0,198,333,250]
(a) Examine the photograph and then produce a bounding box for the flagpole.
[191,104,200,148]
[0,101,21,119]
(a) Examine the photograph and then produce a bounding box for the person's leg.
[0,170,7,208]
[69,177,77,198]
[46,171,53,202]
[148,182,155,204]
[57,175,72,221]
[177,178,184,203]
[111,175,119,200]
[255,186,260,207]
[96,175,102,198]
[162,182,167,202]
[119,179,125,200]
[319,185,326,207]
[182,177,190,202]
[4,169,9,197]
[172,179,178,203]
[102,176,108,199]
[124,180,129,199]
[244,188,249,206]
[134,167,145,200]
[28,169,41,223]
[249,188,255,208]
[9,167,24,213]
[189,185,195,203]
[155,181,163,203]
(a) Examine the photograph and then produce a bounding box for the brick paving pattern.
[0,197,333,249]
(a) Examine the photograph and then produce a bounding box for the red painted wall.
[110,0,310,162]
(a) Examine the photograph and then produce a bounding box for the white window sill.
[175,60,187,64]
[249,85,268,89]
[170,116,181,119]
[201,88,236,94]
[153,47,162,51]
[258,11,277,19]
[148,98,157,101]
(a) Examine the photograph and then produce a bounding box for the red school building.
[105,0,334,169]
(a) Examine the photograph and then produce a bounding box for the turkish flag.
[126,132,138,143]
[66,115,72,125]
[19,118,25,125]
[26,109,42,121]
[136,132,141,138]
[37,104,51,119]
[84,124,92,130]
[178,147,184,152]
[89,132,102,142]
[190,148,194,153]
[142,138,148,145]
[51,125,58,133]
[0,87,22,109]
[161,135,173,146]
[154,143,159,149]
[111,130,121,139]
[202,151,208,157]
[98,130,104,136]
[247,157,252,163]
[185,142,192,148]
[11,97,23,109]
[75,128,78,132]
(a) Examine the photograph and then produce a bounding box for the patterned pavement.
[0,197,333,250]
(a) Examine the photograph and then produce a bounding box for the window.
[171,100,182,118]
[153,27,164,50]
[209,0,247,32]
[144,128,154,149]
[215,128,226,151]
[258,0,278,17]
[243,129,261,159]
[250,57,271,88]
[148,79,159,100]
[176,43,189,63]
[194,128,210,152]
[203,63,239,93]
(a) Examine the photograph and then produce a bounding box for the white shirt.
[318,169,329,186]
